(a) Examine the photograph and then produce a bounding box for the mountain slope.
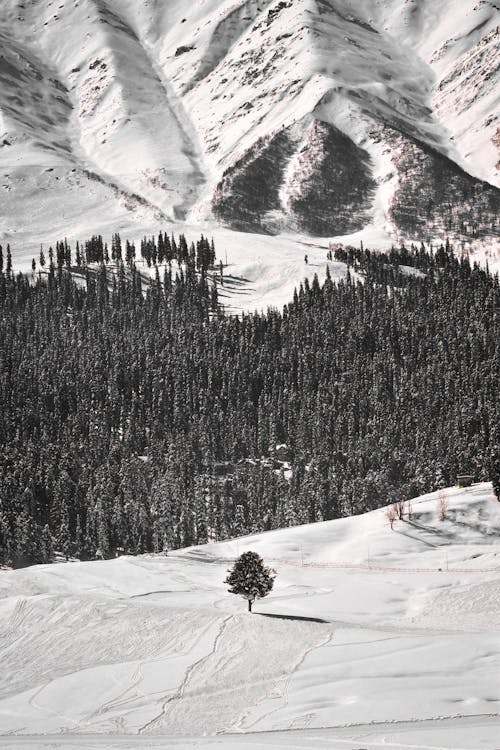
[0,483,499,748]
[1,0,499,283]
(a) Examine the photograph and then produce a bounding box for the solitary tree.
[224,551,276,612]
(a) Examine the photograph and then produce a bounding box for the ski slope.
[0,483,499,749]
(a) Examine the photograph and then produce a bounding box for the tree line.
[34,232,216,272]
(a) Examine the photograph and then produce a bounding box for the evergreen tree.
[224,551,275,611]
[40,524,54,563]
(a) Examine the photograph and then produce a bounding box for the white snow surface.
[0,483,499,749]
[1,0,499,310]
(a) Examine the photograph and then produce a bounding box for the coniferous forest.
[0,235,498,567]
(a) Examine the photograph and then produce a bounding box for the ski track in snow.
[233,630,336,732]
[137,613,233,735]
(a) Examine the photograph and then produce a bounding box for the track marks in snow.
[0,596,206,705]
[138,614,233,734]
[234,629,335,732]
[0,713,499,748]
[140,613,333,736]
[86,611,224,732]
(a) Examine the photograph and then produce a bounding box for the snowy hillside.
[0,483,499,749]
[1,0,499,301]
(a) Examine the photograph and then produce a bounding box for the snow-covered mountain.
[1,0,499,271]
[0,483,499,749]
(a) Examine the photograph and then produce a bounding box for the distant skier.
[304,254,308,264]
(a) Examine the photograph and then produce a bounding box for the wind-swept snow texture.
[0,483,499,749]
[1,0,499,293]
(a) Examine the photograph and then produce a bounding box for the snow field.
[0,483,499,748]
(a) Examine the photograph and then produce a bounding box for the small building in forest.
[213,462,232,476]
[275,444,290,461]
[456,474,474,488]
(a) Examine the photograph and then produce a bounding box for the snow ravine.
[0,483,499,749]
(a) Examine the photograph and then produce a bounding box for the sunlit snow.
[0,483,499,749]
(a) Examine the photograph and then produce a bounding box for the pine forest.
[0,236,498,566]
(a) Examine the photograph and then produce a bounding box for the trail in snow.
[137,614,233,735]
[233,629,336,732]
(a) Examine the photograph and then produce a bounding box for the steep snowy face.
[1,0,499,253]
[161,0,499,236]
[367,0,500,187]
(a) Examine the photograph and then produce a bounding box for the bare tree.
[406,499,413,520]
[394,499,406,520]
[385,504,398,530]
[437,492,448,521]
[386,497,413,529]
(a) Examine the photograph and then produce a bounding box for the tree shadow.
[406,520,455,541]
[222,274,253,284]
[255,612,329,624]
[393,528,440,548]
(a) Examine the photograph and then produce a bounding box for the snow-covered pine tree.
[224,551,275,612]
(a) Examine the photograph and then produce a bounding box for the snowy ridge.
[0,483,499,749]
[1,0,499,306]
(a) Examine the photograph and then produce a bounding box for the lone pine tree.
[224,551,276,612]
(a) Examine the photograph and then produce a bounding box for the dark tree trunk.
[248,598,252,612]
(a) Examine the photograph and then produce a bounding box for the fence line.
[176,553,500,574]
